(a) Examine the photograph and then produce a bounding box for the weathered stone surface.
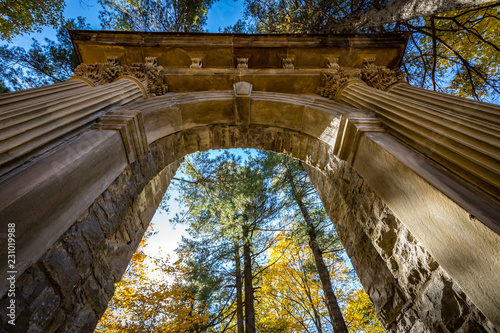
[41,244,79,296]
[71,306,99,332]
[62,228,93,278]
[82,275,109,315]
[0,153,181,332]
[26,286,61,332]
[305,154,498,333]
[79,213,107,257]
[92,260,115,300]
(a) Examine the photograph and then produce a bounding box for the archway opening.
[95,148,384,332]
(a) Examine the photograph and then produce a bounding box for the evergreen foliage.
[98,0,215,32]
[97,150,384,332]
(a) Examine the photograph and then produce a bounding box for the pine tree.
[170,151,286,331]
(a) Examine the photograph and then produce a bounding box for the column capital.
[70,56,168,97]
[360,57,407,91]
[317,68,364,102]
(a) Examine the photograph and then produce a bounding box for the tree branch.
[325,0,496,33]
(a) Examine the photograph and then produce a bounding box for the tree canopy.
[98,0,215,32]
[239,0,499,101]
[1,0,498,101]
[0,0,66,41]
[96,226,213,332]
[0,17,89,91]
[97,150,384,332]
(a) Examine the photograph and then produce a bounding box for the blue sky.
[11,0,245,49]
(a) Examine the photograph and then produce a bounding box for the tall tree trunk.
[243,225,256,333]
[303,283,324,333]
[308,226,348,333]
[235,242,244,333]
[326,0,493,33]
[286,165,349,333]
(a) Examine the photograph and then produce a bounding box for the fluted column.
[362,56,500,128]
[387,84,500,127]
[319,60,500,329]
[0,57,167,177]
[318,62,500,200]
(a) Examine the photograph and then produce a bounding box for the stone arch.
[1,89,499,332]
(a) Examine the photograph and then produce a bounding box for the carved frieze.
[237,58,249,69]
[360,57,406,91]
[72,56,168,97]
[190,57,203,68]
[282,57,295,69]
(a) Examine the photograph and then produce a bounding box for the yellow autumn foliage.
[95,230,211,332]
[256,231,384,332]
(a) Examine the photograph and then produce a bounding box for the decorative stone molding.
[326,57,340,69]
[333,113,386,163]
[190,57,203,68]
[234,81,253,96]
[93,110,149,163]
[71,56,168,97]
[233,81,253,123]
[317,68,363,102]
[360,57,407,91]
[282,57,295,69]
[237,57,249,69]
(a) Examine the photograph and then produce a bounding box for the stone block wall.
[305,156,498,333]
[0,147,181,332]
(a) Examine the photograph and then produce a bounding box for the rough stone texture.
[305,155,498,333]
[0,138,181,333]
[1,124,497,332]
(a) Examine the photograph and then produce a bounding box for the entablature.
[70,30,408,93]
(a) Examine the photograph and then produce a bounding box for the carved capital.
[326,57,340,70]
[317,68,363,101]
[71,56,168,97]
[360,57,406,91]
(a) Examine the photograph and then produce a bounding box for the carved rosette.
[317,68,362,101]
[360,57,406,91]
[282,58,295,69]
[72,56,168,97]
[237,58,249,69]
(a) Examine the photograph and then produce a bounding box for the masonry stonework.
[0,152,181,332]
[3,123,497,332]
[306,157,498,333]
